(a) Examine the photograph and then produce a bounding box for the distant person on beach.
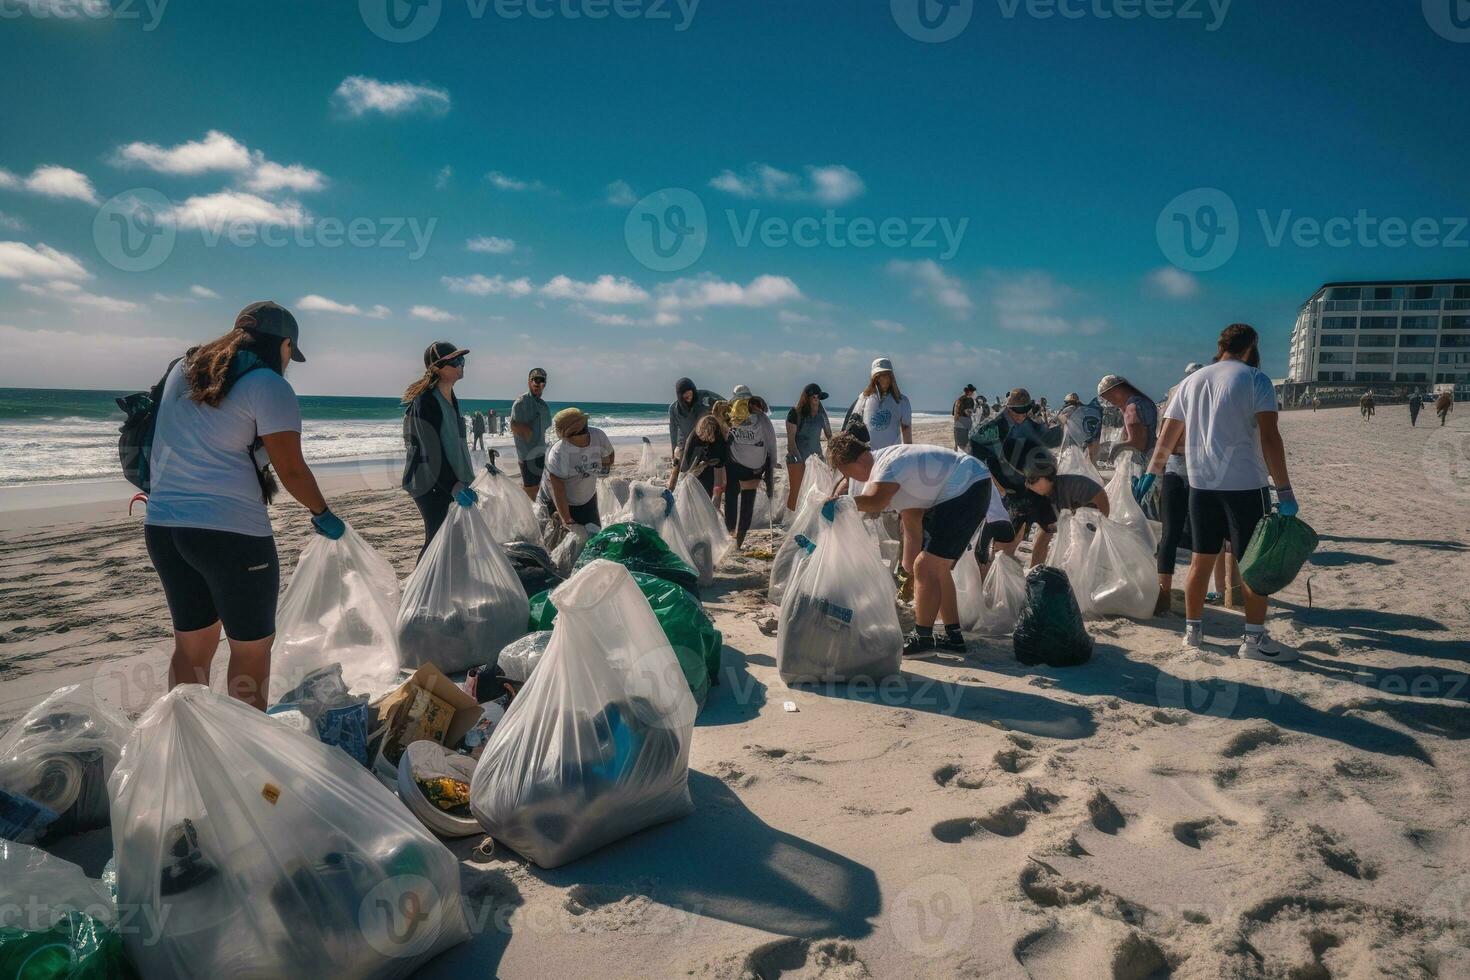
[1140,322,1299,663]
[471,410,486,449]
[1097,374,1158,463]
[952,384,978,450]
[827,434,991,658]
[1037,396,1051,423]
[785,382,832,512]
[402,341,477,559]
[975,394,991,424]
[1057,391,1103,465]
[511,367,552,501]
[1408,391,1422,427]
[538,407,614,529]
[1311,396,1320,412]
[1437,391,1454,425]
[1155,362,1203,615]
[668,377,711,464]
[1360,390,1375,419]
[851,358,913,451]
[725,389,778,548]
[144,301,343,710]
[667,412,729,503]
[487,407,498,438]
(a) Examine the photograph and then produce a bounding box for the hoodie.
[668,377,710,454]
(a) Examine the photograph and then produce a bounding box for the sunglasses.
[529,377,547,385]
[566,426,588,438]
[438,356,465,369]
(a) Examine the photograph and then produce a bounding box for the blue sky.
[1,0,1467,409]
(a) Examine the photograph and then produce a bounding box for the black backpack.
[116,357,184,493]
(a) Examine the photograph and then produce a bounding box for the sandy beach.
[2,407,1469,979]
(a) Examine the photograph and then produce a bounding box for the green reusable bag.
[575,522,700,595]
[1240,513,1319,596]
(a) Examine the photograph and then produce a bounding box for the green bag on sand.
[1240,513,1319,596]
[576,522,700,595]
[529,570,722,707]
[1013,566,1093,668]
[0,914,137,980]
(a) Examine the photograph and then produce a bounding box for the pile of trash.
[396,502,530,673]
[470,560,696,868]
[268,664,372,767]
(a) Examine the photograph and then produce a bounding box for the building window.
[1318,352,1353,364]
[1413,285,1437,299]
[1397,352,1435,364]
[1455,285,1470,299]
[1322,316,1356,330]
[1447,316,1470,330]
[1356,371,1391,382]
[1358,334,1396,348]
[1320,333,1355,347]
[1441,334,1470,348]
[1358,316,1398,330]
[1329,287,1361,300]
[1400,315,1438,330]
[1400,334,1437,348]
[1440,348,1470,362]
[1317,371,1349,382]
[1356,352,1394,364]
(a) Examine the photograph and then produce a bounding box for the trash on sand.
[369,664,485,783]
[397,741,480,838]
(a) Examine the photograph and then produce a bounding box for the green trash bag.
[1240,513,1319,596]
[575,522,700,595]
[0,842,138,980]
[0,914,136,980]
[1013,566,1093,667]
[529,570,722,707]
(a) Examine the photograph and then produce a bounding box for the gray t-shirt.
[1049,474,1104,512]
[145,360,302,536]
[510,392,551,461]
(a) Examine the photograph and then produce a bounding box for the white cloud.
[434,166,453,190]
[332,76,450,117]
[588,312,637,327]
[0,241,90,280]
[485,171,546,193]
[985,269,1107,337]
[162,191,309,230]
[871,318,908,334]
[541,274,650,305]
[466,235,515,255]
[243,161,326,194]
[442,273,533,297]
[0,165,99,204]
[708,163,866,206]
[1146,266,1200,299]
[296,294,362,315]
[0,211,25,231]
[411,305,459,322]
[777,311,813,324]
[887,259,972,318]
[366,305,391,319]
[20,279,140,314]
[113,130,252,175]
[190,284,220,299]
[605,180,637,207]
[655,274,803,313]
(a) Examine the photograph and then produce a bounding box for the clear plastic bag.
[471,464,542,546]
[397,741,479,839]
[1105,453,1158,551]
[396,503,530,673]
[788,455,838,522]
[469,560,696,868]
[273,524,402,696]
[1057,444,1103,484]
[496,630,554,684]
[1086,514,1158,619]
[548,522,595,579]
[1052,509,1099,619]
[673,477,732,587]
[769,488,827,605]
[109,684,469,979]
[0,684,131,843]
[597,477,630,523]
[636,438,663,479]
[975,552,1028,635]
[952,541,987,633]
[777,497,902,684]
[0,840,132,977]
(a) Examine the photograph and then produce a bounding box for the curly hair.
[184,328,285,407]
[826,431,870,468]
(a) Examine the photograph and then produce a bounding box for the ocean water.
[0,387,947,488]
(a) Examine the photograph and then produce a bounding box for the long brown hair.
[862,371,902,402]
[185,328,284,407]
[403,365,443,404]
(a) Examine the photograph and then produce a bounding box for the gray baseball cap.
[235,301,304,362]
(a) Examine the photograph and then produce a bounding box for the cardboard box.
[371,664,483,778]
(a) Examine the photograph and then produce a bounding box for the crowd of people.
[139,300,1315,707]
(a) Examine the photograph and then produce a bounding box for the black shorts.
[519,455,546,488]
[727,459,769,484]
[1006,488,1058,533]
[922,479,992,561]
[568,497,600,527]
[1188,486,1269,557]
[977,519,1016,561]
[145,525,279,641]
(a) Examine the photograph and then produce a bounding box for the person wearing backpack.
[143,301,343,710]
[402,341,478,559]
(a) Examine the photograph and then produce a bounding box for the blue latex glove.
[453,484,478,508]
[1132,472,1156,503]
[661,488,675,516]
[1276,487,1298,517]
[310,508,345,539]
[821,498,838,522]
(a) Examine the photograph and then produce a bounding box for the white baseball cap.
[731,384,753,400]
[870,357,894,378]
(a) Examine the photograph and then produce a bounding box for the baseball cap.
[236,301,305,362]
[732,384,753,400]
[1006,388,1033,410]
[870,357,894,378]
[1063,392,1082,405]
[802,382,829,400]
[423,341,469,367]
[963,383,976,393]
[528,367,548,382]
[1097,374,1129,397]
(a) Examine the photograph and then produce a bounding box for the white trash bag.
[635,438,663,479]
[673,477,732,587]
[623,482,699,573]
[549,522,597,579]
[0,838,118,929]
[1057,444,1104,484]
[769,488,827,606]
[1052,509,1100,619]
[396,503,530,673]
[109,684,469,980]
[787,454,838,523]
[1105,453,1158,551]
[975,552,1028,635]
[596,476,630,524]
[777,497,902,684]
[470,560,696,868]
[272,524,401,696]
[471,461,543,546]
[1086,514,1158,619]
[952,541,987,634]
[0,684,131,843]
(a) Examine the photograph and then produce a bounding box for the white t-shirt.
[856,392,912,450]
[1163,359,1278,491]
[146,360,303,537]
[985,479,1009,524]
[867,444,988,513]
[540,427,614,506]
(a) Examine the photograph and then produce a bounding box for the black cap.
[802,382,829,400]
[423,341,469,367]
[528,367,548,381]
[236,301,304,362]
[963,383,976,392]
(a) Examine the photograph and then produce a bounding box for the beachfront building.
[1281,279,1470,406]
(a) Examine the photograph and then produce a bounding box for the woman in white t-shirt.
[851,357,913,450]
[144,301,343,710]
[538,407,615,528]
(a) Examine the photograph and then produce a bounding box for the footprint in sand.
[994,748,1035,774]
[932,763,985,789]
[739,938,870,979]
[1172,816,1234,849]
[1222,725,1284,758]
[931,785,1061,843]
[1087,791,1126,835]
[1017,860,1102,908]
[1308,826,1378,881]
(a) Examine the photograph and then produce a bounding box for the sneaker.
[903,632,939,660]
[936,632,967,653]
[1238,632,1299,663]
[1181,627,1203,650]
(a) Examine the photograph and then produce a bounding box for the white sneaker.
[1238,632,1299,663]
[1182,627,1203,650]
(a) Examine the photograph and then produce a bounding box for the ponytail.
[403,366,439,404]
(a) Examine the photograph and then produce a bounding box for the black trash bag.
[502,540,564,597]
[1013,566,1093,667]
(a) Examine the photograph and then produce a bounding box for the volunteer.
[1017,450,1110,566]
[667,413,729,502]
[784,382,833,512]
[145,301,343,710]
[974,476,1017,579]
[1140,322,1300,663]
[1056,392,1103,465]
[968,387,1061,556]
[1156,363,1203,615]
[471,409,487,449]
[1409,390,1423,427]
[952,384,978,450]
[851,357,913,450]
[510,367,552,499]
[1360,390,1375,420]
[539,407,615,528]
[725,390,779,548]
[401,341,478,559]
[1097,374,1159,462]
[828,433,991,658]
[669,377,711,461]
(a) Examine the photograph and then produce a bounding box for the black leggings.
[413,485,453,560]
[1158,471,1189,574]
[725,487,758,538]
[145,525,279,641]
[696,467,716,498]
